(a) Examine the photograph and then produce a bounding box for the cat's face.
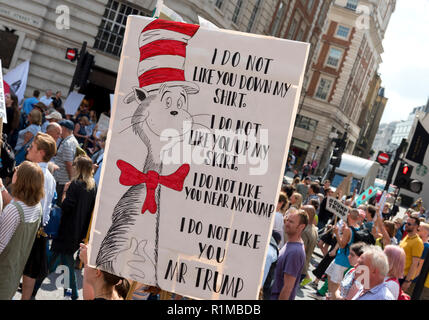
[132,85,193,140]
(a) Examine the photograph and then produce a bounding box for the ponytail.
[101,270,131,299]
[115,278,131,299]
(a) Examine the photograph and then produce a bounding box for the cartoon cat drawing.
[95,19,202,285]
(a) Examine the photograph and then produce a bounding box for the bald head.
[46,122,62,142]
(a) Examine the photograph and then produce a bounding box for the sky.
[378,0,429,124]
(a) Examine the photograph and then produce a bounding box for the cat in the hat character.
[96,20,203,285]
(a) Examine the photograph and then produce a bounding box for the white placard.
[88,17,309,300]
[326,196,350,221]
[377,191,388,219]
[0,60,7,122]
[96,113,110,134]
[64,92,85,115]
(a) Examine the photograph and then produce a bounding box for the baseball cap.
[46,111,63,120]
[33,102,47,110]
[59,119,75,131]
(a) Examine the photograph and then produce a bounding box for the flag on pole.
[3,60,30,104]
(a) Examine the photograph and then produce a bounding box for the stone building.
[0,0,333,116]
[353,72,388,159]
[290,0,396,174]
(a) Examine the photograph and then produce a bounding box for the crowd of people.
[263,170,429,300]
[1,89,428,301]
[0,90,121,300]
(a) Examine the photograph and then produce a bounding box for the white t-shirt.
[384,277,400,299]
[273,211,285,248]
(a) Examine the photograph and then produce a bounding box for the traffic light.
[76,52,94,89]
[329,138,346,167]
[330,146,342,167]
[394,162,413,189]
[410,180,423,193]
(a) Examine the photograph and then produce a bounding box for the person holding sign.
[79,243,130,300]
[271,209,308,300]
[325,209,360,299]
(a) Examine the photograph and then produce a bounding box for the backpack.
[15,136,34,166]
[263,241,279,300]
[351,227,376,245]
[0,135,16,178]
[44,205,62,239]
[386,278,411,300]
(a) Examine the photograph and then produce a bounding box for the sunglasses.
[406,222,415,227]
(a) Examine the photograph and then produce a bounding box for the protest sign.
[377,191,387,219]
[64,92,85,115]
[335,173,353,198]
[96,113,110,135]
[327,196,350,221]
[0,60,7,123]
[88,17,309,300]
[355,186,377,207]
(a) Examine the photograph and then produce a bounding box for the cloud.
[378,0,429,122]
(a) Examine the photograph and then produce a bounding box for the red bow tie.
[116,160,190,214]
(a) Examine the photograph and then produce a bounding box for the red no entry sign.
[377,152,390,165]
[66,48,78,62]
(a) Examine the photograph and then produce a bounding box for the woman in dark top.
[4,93,20,148]
[34,155,97,300]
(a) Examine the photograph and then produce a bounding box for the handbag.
[44,205,62,239]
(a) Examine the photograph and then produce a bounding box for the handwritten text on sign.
[327,196,350,221]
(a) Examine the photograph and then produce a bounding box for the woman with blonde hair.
[288,192,303,210]
[33,155,97,300]
[0,161,44,299]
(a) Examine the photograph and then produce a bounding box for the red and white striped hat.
[125,19,200,103]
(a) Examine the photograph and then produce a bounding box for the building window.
[287,18,298,39]
[215,0,224,9]
[346,0,358,11]
[94,0,150,56]
[326,47,343,68]
[232,0,243,24]
[296,27,305,41]
[336,25,350,38]
[295,115,319,132]
[247,0,262,32]
[315,78,332,100]
[271,1,285,36]
[307,0,315,12]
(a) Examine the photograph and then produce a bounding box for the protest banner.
[355,186,377,207]
[335,173,353,198]
[0,60,7,123]
[377,191,387,219]
[326,196,350,221]
[96,113,110,135]
[64,92,85,115]
[87,17,309,300]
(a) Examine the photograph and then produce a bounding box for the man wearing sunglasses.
[400,214,424,293]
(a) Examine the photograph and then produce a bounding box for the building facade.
[353,72,388,159]
[290,0,396,174]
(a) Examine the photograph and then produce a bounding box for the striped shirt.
[53,134,79,185]
[0,200,42,255]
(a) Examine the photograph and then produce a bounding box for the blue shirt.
[22,97,39,115]
[352,282,395,300]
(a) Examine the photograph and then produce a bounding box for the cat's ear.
[134,87,149,103]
